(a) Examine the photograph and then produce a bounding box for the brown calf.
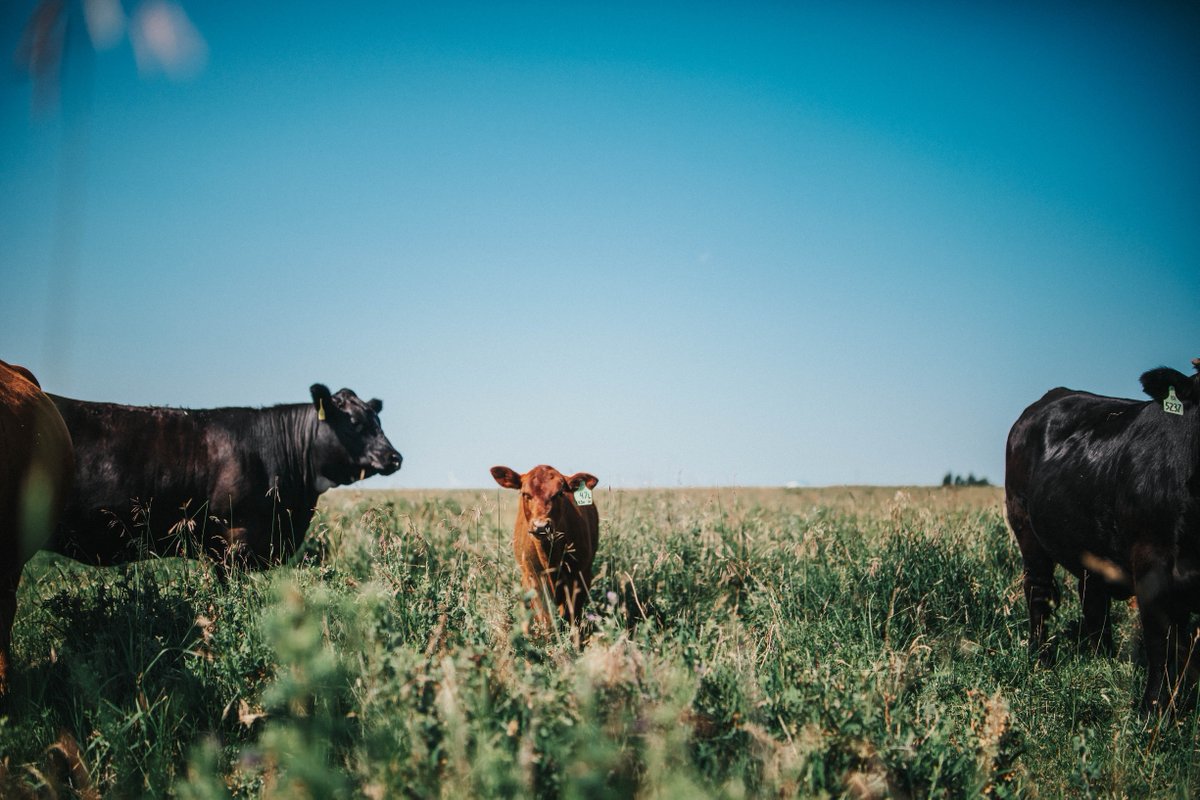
[491,464,599,630]
[0,360,73,695]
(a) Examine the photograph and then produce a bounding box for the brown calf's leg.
[526,570,556,633]
[554,561,586,625]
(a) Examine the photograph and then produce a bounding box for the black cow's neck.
[251,404,321,507]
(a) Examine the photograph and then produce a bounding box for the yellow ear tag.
[1164,386,1184,416]
[318,398,326,421]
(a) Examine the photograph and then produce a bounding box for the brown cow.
[491,464,599,630]
[0,360,73,695]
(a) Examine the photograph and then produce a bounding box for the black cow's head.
[1139,360,1200,408]
[309,383,402,491]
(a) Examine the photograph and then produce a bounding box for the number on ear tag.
[1164,386,1184,416]
[573,485,594,506]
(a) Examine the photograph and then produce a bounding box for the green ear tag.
[318,398,326,421]
[573,484,594,506]
[1164,386,1184,415]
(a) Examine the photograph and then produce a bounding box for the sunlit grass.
[1,486,1196,797]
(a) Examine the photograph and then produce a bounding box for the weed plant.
[0,486,1196,797]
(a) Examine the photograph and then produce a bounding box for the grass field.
[1,486,1197,798]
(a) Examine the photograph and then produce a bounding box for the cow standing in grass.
[491,464,599,631]
[0,360,74,695]
[49,383,401,572]
[1005,358,1200,714]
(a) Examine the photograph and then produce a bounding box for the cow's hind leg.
[1078,571,1114,656]
[1025,558,1061,665]
[1007,497,1059,664]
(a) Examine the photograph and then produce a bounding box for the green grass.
[1,486,1197,798]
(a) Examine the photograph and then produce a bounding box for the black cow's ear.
[1140,368,1193,402]
[311,384,334,420]
[567,472,599,490]
[369,398,383,413]
[491,466,522,490]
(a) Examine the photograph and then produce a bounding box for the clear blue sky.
[2,1,1198,488]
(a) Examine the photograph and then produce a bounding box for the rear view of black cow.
[49,383,402,571]
[1005,358,1200,714]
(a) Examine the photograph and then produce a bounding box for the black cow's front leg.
[1078,571,1113,656]
[206,525,253,582]
[1135,563,1187,715]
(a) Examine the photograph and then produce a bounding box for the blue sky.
[2,1,1198,488]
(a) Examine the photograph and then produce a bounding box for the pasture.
[0,486,1197,798]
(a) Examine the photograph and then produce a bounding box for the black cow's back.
[1009,390,1129,589]
[46,385,402,569]
[1005,387,1198,594]
[47,395,313,566]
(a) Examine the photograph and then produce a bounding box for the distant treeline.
[942,472,990,487]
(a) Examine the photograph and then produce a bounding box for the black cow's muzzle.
[376,449,403,476]
[351,450,402,483]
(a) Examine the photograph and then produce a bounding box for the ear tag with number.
[573,484,594,506]
[1163,386,1184,416]
[318,398,326,421]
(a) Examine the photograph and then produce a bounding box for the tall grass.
[0,486,1196,797]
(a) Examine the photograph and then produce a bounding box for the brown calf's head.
[491,464,599,538]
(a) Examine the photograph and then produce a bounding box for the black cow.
[48,383,401,570]
[1005,358,1200,713]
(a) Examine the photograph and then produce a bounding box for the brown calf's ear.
[567,472,599,490]
[491,466,522,489]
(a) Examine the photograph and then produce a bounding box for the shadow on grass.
[1,563,242,797]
